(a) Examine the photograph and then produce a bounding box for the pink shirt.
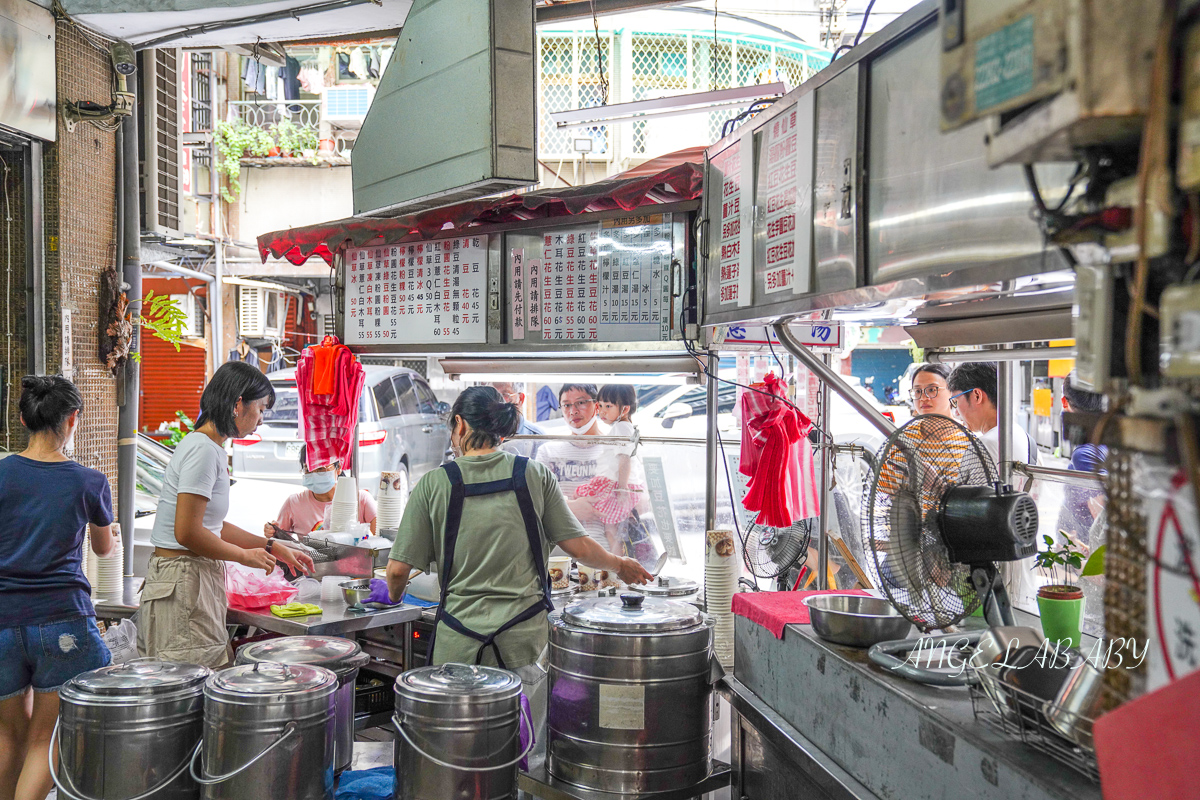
[275,489,377,533]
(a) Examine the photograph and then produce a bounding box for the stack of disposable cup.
[376,472,407,532]
[82,530,95,595]
[705,529,739,668]
[321,575,351,602]
[328,476,358,532]
[94,536,124,602]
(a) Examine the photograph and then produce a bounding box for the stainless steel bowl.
[803,594,913,647]
[339,579,372,606]
[1044,659,1106,751]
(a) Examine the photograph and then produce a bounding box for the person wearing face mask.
[0,377,116,800]
[533,383,614,551]
[139,362,315,668]
[266,446,378,536]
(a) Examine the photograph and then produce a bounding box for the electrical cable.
[829,0,876,61]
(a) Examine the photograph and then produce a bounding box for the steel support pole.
[705,350,719,532]
[117,107,141,578]
[997,359,1013,484]
[817,354,832,589]
[209,58,224,377]
[26,140,45,375]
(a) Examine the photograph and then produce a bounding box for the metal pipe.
[27,140,45,374]
[774,322,895,436]
[209,56,224,377]
[704,351,719,533]
[145,261,215,283]
[927,346,1076,364]
[997,359,1013,484]
[1011,462,1103,488]
[117,102,142,579]
[817,353,832,589]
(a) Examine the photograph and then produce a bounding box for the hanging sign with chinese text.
[345,237,488,345]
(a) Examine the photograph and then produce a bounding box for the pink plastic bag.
[225,563,298,609]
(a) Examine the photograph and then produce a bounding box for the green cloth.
[389,452,586,669]
[270,602,322,618]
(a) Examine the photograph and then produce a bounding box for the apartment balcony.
[229,87,373,165]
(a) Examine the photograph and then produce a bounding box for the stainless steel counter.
[94,582,425,637]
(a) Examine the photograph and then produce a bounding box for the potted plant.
[214,120,273,201]
[1032,536,1105,651]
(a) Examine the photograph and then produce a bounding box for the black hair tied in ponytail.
[448,385,521,451]
[19,375,84,435]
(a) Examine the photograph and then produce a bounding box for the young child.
[574,384,646,555]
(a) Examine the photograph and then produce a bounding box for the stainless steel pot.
[548,593,714,794]
[55,659,210,800]
[195,662,337,800]
[392,664,525,800]
[235,636,369,773]
[1044,658,1106,751]
[627,575,700,599]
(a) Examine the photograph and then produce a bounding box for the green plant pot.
[1037,588,1084,651]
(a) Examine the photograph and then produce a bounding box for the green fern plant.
[131,291,189,363]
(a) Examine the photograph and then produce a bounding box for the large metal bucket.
[548,594,714,794]
[55,659,210,800]
[194,662,337,800]
[235,636,369,774]
[392,664,526,800]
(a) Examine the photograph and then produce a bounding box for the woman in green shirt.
[385,386,652,670]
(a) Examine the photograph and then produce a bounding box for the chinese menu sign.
[761,106,799,294]
[712,140,752,307]
[524,216,673,342]
[345,237,488,345]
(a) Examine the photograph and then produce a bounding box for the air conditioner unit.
[170,293,205,338]
[238,287,287,338]
[324,85,375,123]
[141,48,188,237]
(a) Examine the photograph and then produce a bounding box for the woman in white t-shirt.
[573,385,646,553]
[138,363,314,667]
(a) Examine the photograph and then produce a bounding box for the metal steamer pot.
[54,659,210,800]
[548,593,715,794]
[392,663,528,800]
[628,575,700,601]
[235,636,369,773]
[194,662,337,800]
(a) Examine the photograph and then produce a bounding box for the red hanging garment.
[297,335,365,470]
[309,335,348,395]
[738,373,819,528]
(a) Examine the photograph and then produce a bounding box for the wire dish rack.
[967,666,1100,783]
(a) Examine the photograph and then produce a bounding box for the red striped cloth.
[297,338,366,471]
[738,373,819,528]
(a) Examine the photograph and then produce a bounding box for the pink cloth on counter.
[732,590,870,639]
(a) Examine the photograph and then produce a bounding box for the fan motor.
[938,484,1038,564]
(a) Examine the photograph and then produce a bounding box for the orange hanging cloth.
[310,335,346,395]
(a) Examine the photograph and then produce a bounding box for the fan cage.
[742,518,814,579]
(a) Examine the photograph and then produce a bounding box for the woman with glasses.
[910,364,956,418]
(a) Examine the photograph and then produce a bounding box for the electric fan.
[742,518,813,588]
[860,415,1039,684]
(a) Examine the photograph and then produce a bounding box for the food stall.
[75,0,1197,794]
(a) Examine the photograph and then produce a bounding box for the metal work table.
[227,598,425,636]
[726,618,1103,800]
[519,757,731,800]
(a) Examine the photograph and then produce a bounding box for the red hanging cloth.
[297,335,366,470]
[738,373,819,528]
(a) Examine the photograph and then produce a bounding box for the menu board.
[711,140,753,307]
[345,236,488,345]
[760,106,799,294]
[523,216,673,342]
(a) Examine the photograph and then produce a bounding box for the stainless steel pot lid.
[628,576,699,597]
[69,659,210,696]
[562,593,703,632]
[236,636,369,674]
[396,663,522,700]
[208,661,338,696]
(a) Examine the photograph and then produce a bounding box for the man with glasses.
[488,381,543,458]
[947,361,1040,468]
[535,384,613,551]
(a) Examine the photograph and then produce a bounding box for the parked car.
[132,434,299,576]
[230,366,452,503]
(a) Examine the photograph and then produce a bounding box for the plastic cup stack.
[82,530,96,595]
[376,472,407,532]
[321,575,351,603]
[705,529,740,668]
[328,475,358,532]
[94,535,124,603]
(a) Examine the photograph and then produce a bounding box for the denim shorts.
[0,616,112,700]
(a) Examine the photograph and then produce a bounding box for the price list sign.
[345,237,488,345]
[712,141,752,307]
[527,217,672,342]
[761,107,798,294]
